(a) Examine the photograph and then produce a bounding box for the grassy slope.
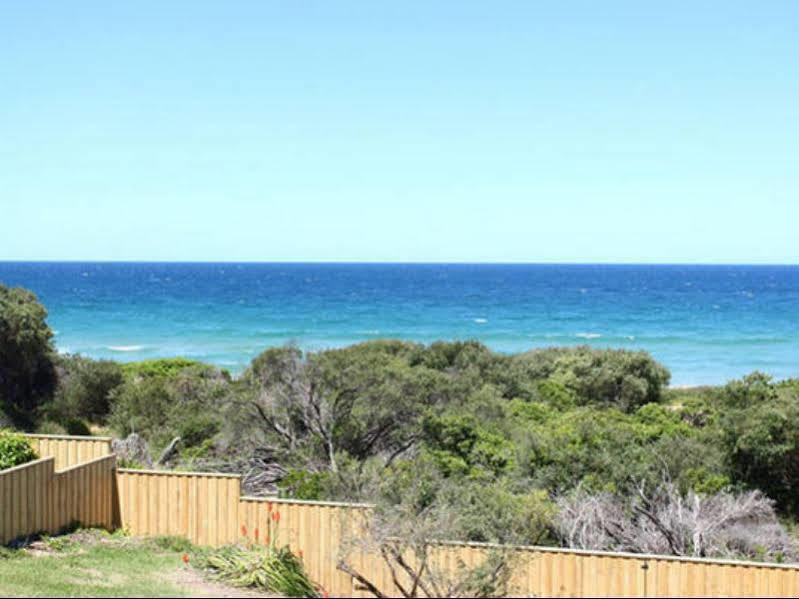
[0,531,262,598]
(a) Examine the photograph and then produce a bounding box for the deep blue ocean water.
[1,262,797,386]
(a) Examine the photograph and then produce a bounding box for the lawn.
[0,530,269,598]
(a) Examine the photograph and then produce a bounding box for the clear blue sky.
[2,1,797,263]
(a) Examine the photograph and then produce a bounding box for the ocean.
[0,262,797,386]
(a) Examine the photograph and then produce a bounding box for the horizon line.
[2,260,799,267]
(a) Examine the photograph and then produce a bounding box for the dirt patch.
[168,567,279,598]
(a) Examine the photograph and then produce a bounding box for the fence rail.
[6,434,799,596]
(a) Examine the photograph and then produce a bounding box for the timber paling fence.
[26,433,113,470]
[2,435,799,596]
[0,453,116,545]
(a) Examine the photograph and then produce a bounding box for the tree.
[718,373,799,515]
[108,361,229,454]
[0,284,57,426]
[44,354,124,424]
[230,342,452,491]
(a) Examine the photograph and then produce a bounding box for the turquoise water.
[1,262,797,386]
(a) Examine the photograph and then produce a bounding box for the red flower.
[241,524,248,537]
[254,528,259,541]
[298,549,303,558]
[182,553,190,564]
[272,511,281,523]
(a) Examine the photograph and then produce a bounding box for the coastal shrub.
[121,358,206,380]
[0,284,58,426]
[422,413,515,480]
[277,469,328,501]
[719,374,799,514]
[0,429,38,470]
[513,346,670,411]
[108,363,229,452]
[512,403,721,494]
[43,354,124,423]
[178,413,220,448]
[234,342,453,478]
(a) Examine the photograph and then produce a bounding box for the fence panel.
[116,468,240,547]
[0,457,55,544]
[26,434,113,470]
[238,497,372,596]
[1,454,116,545]
[53,455,117,533]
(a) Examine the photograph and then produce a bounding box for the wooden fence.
[116,468,241,546]
[26,434,112,470]
[6,434,799,596]
[114,468,799,597]
[0,454,116,544]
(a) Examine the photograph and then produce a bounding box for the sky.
[1,1,797,263]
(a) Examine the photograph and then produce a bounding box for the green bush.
[719,373,799,514]
[0,285,58,426]
[121,358,205,380]
[514,346,670,411]
[0,429,38,470]
[108,363,229,452]
[43,354,124,424]
[35,416,90,436]
[178,414,220,448]
[277,469,328,501]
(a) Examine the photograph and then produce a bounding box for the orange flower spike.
[241,524,248,537]
[274,511,281,523]
[298,549,303,558]
[181,553,190,564]
[254,528,259,542]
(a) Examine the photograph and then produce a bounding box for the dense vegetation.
[0,284,57,428]
[0,429,38,470]
[2,285,799,563]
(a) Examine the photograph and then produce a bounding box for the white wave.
[576,332,601,339]
[474,318,488,324]
[107,345,145,352]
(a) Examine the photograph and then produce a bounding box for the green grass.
[0,531,214,598]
